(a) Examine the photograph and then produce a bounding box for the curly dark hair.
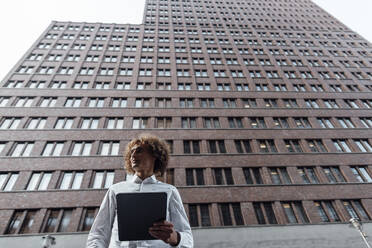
[124,134,170,176]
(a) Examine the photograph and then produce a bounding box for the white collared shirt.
[86,175,194,248]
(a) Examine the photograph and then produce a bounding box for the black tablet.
[116,192,167,241]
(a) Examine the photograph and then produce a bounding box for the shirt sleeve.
[169,187,194,248]
[86,188,116,248]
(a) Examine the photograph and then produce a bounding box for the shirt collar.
[131,174,157,184]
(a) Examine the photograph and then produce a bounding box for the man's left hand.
[149,220,180,246]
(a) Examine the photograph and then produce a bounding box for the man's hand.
[149,220,180,246]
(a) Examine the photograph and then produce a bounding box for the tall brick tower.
[0,0,371,247]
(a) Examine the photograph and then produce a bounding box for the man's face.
[130,144,155,174]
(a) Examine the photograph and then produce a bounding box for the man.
[86,134,193,248]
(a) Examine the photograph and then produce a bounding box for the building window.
[79,208,99,231]
[281,202,309,224]
[332,139,352,153]
[360,118,372,128]
[351,166,372,182]
[297,167,319,184]
[8,142,34,157]
[207,140,226,153]
[222,98,237,108]
[273,117,289,128]
[65,97,82,107]
[294,117,311,128]
[99,141,120,155]
[342,200,370,221]
[38,97,57,107]
[188,204,211,227]
[200,98,215,108]
[132,117,148,129]
[248,117,266,128]
[213,168,234,185]
[234,140,252,153]
[353,139,372,152]
[264,99,278,108]
[253,202,277,224]
[317,118,334,128]
[26,172,52,190]
[183,140,200,154]
[25,117,47,129]
[186,168,205,186]
[180,98,194,108]
[135,98,150,108]
[42,209,73,233]
[13,97,34,107]
[218,203,244,226]
[105,117,124,129]
[69,141,92,156]
[307,139,327,152]
[5,210,38,234]
[41,142,64,156]
[54,117,74,129]
[87,98,105,107]
[155,98,172,108]
[322,167,346,183]
[111,98,127,108]
[156,117,172,128]
[314,201,340,222]
[73,82,89,89]
[58,171,84,190]
[228,117,243,128]
[305,99,320,108]
[181,117,196,129]
[269,167,291,184]
[0,172,19,191]
[258,139,277,153]
[90,170,115,189]
[243,167,263,184]
[203,117,220,128]
[80,117,99,129]
[284,139,303,153]
[0,117,22,129]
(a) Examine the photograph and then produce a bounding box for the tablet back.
[116,192,167,241]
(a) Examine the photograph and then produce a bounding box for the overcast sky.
[0,0,371,81]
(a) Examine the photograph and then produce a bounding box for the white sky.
[0,0,371,81]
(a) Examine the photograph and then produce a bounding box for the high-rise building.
[0,0,371,247]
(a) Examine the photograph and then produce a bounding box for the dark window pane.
[183,141,190,154]
[58,209,72,232]
[44,210,59,233]
[218,140,226,153]
[192,141,200,154]
[224,169,234,185]
[253,203,266,224]
[81,208,96,231]
[282,203,298,223]
[235,140,244,153]
[6,211,23,234]
[232,203,244,225]
[315,202,329,222]
[264,202,277,224]
[186,169,194,186]
[20,210,37,233]
[200,204,211,226]
[253,168,263,184]
[294,202,309,223]
[214,169,223,185]
[220,204,232,226]
[189,205,198,227]
[243,168,253,184]
[209,141,217,153]
[243,140,252,153]
[195,169,205,185]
